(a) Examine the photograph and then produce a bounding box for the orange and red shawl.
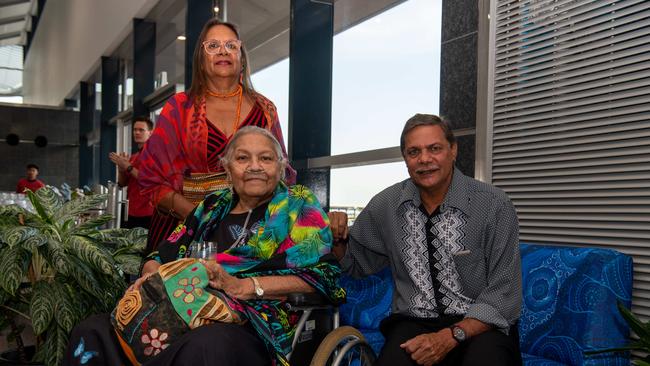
[138,91,296,206]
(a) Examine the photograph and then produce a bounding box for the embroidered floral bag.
[111,258,243,365]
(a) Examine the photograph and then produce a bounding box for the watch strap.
[251,277,263,298]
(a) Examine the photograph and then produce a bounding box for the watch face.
[255,287,264,297]
[452,326,466,342]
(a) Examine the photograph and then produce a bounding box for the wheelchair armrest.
[286,292,330,307]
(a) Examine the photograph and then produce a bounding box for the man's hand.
[109,152,131,171]
[400,328,458,366]
[327,211,349,260]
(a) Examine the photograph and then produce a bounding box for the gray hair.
[399,114,456,155]
[220,126,287,179]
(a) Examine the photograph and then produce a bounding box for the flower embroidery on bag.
[172,276,204,303]
[141,328,169,356]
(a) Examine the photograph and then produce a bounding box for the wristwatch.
[251,277,264,299]
[126,165,134,173]
[450,325,467,343]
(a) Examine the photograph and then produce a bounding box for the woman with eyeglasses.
[137,19,296,269]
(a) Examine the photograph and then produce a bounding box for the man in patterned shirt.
[329,114,522,365]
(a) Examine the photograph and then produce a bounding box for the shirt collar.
[398,178,422,208]
[441,168,470,215]
[398,167,470,215]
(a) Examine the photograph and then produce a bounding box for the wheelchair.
[286,268,393,366]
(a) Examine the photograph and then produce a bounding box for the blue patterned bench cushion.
[337,244,633,365]
[339,267,392,355]
[519,243,632,365]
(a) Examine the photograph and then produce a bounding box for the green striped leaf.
[0,226,36,247]
[35,187,63,213]
[90,227,130,242]
[30,281,55,335]
[0,204,24,216]
[0,204,25,227]
[66,256,104,300]
[126,226,148,240]
[32,330,49,363]
[63,282,89,325]
[22,230,48,251]
[40,238,70,275]
[53,193,107,224]
[92,233,132,251]
[114,254,142,275]
[43,324,68,366]
[75,214,114,232]
[126,227,148,252]
[51,282,76,333]
[98,272,128,308]
[27,188,62,223]
[0,246,29,295]
[67,235,115,275]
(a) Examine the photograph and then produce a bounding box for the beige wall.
[23,0,158,106]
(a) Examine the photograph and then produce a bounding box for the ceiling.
[0,0,39,97]
[19,0,404,105]
[0,0,37,47]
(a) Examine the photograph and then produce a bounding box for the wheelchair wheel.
[310,326,376,366]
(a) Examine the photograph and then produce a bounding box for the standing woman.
[138,19,296,267]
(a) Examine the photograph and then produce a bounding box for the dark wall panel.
[0,103,79,191]
[440,0,479,176]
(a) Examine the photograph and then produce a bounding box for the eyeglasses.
[202,39,242,55]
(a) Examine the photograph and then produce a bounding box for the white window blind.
[487,0,650,318]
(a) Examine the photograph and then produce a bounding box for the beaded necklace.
[206,84,243,134]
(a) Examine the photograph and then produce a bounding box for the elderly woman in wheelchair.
[64,126,345,366]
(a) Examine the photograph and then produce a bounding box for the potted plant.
[585,301,647,365]
[0,187,146,366]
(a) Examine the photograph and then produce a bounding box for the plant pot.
[0,345,43,365]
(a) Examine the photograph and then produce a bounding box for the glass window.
[251,59,290,139]
[150,106,163,129]
[154,8,185,88]
[330,161,409,213]
[331,0,442,155]
[0,45,23,104]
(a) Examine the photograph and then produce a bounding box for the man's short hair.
[400,114,456,155]
[26,163,39,171]
[133,116,154,131]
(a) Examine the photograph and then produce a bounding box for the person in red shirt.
[16,163,45,193]
[109,116,154,229]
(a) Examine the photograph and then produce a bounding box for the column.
[288,0,334,208]
[133,19,156,121]
[78,81,95,188]
[100,57,119,184]
[185,0,214,89]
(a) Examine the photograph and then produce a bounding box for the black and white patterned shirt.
[340,169,521,331]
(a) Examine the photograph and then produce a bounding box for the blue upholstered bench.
[338,243,633,365]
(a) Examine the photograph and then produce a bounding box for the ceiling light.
[177,35,186,41]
